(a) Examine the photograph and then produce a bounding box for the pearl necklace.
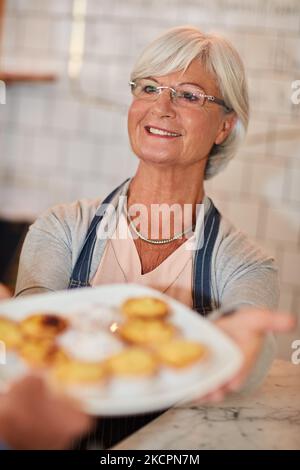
[125,207,194,245]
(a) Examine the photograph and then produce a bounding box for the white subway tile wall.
[1,0,299,358]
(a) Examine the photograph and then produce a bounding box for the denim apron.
[69,179,221,449]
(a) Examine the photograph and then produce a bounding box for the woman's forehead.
[152,61,219,92]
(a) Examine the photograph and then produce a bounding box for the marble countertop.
[113,360,300,450]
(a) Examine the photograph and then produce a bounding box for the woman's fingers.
[226,371,248,392]
[193,385,227,404]
[203,390,226,403]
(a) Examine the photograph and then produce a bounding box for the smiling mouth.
[145,126,182,137]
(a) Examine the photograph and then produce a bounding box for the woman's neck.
[128,161,205,207]
[126,161,205,238]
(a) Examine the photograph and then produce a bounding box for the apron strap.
[193,199,221,316]
[68,179,130,289]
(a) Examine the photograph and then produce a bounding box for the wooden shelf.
[0,71,57,84]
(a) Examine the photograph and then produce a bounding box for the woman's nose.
[150,89,177,117]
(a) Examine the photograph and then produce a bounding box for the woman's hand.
[0,375,93,449]
[197,308,296,403]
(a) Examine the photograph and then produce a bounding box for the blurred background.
[0,0,299,358]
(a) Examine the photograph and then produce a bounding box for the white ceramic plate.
[0,284,243,415]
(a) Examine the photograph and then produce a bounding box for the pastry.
[155,339,206,368]
[121,297,169,320]
[118,319,176,346]
[0,316,22,349]
[52,357,106,384]
[19,338,68,368]
[107,347,157,377]
[20,313,68,340]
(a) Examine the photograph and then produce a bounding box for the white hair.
[130,26,249,179]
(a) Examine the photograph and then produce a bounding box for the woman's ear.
[214,113,237,145]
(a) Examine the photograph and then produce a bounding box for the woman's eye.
[143,85,157,94]
[182,92,199,102]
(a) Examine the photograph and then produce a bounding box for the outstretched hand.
[197,308,296,403]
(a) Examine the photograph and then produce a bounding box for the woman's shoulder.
[215,209,276,269]
[211,204,279,311]
[30,197,102,244]
[45,197,102,226]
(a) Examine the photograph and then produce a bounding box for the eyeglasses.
[129,78,232,112]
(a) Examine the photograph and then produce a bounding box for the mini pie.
[107,347,157,377]
[155,340,206,368]
[19,338,68,368]
[20,313,68,340]
[0,316,22,349]
[118,319,176,346]
[121,297,169,320]
[52,357,107,384]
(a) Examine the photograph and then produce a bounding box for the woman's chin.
[137,152,178,166]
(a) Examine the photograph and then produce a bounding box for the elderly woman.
[15,26,293,447]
